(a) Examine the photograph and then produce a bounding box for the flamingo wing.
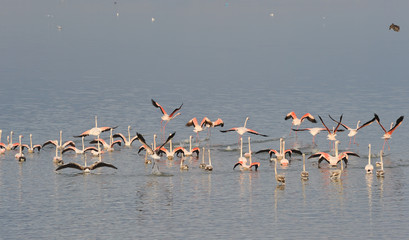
[151,99,167,115]
[201,117,211,127]
[290,149,302,155]
[21,144,30,150]
[74,130,90,138]
[220,128,237,133]
[255,149,270,154]
[83,147,98,153]
[56,162,84,171]
[62,141,76,148]
[169,103,183,118]
[374,113,387,133]
[268,149,279,158]
[89,161,118,170]
[250,162,260,171]
[333,114,343,133]
[301,113,317,123]
[357,116,377,131]
[111,140,122,147]
[233,162,243,170]
[388,116,404,134]
[318,116,331,133]
[246,129,268,137]
[285,112,297,120]
[212,118,224,127]
[186,117,199,127]
[62,146,76,154]
[135,133,154,154]
[42,140,58,148]
[157,132,176,150]
[329,115,349,130]
[113,133,126,143]
[33,145,42,151]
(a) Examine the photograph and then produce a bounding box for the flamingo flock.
[0,100,403,185]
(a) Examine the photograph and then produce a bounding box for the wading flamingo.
[376,150,385,177]
[175,136,200,157]
[15,135,26,162]
[135,132,175,160]
[113,126,138,146]
[233,137,259,171]
[205,149,213,171]
[309,140,360,167]
[374,114,404,151]
[90,129,121,152]
[274,158,285,185]
[5,131,18,151]
[43,131,75,150]
[180,157,189,170]
[199,147,206,169]
[22,134,42,153]
[365,144,374,174]
[62,136,97,154]
[301,153,309,180]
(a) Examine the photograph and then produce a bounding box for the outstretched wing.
[169,103,183,118]
[356,116,376,131]
[285,112,297,120]
[301,113,317,123]
[246,129,268,137]
[388,116,404,134]
[56,162,84,171]
[151,99,167,115]
[89,161,118,170]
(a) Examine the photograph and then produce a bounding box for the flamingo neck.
[368,144,371,164]
[55,145,58,157]
[244,117,249,128]
[154,135,157,149]
[95,116,98,128]
[128,126,131,142]
[202,147,205,163]
[10,132,13,144]
[274,159,278,177]
[279,138,283,155]
[19,136,22,154]
[59,131,62,147]
[189,136,192,152]
[208,149,212,166]
[169,140,173,152]
[248,137,252,165]
[302,154,306,171]
[356,121,361,129]
[380,151,384,170]
[97,134,101,162]
[30,134,33,148]
[82,137,85,151]
[0,130,2,142]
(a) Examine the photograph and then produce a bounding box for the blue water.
[1,0,409,239]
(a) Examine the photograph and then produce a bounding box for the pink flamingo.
[374,113,404,151]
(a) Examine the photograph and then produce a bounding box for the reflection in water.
[366,174,373,227]
[273,184,285,223]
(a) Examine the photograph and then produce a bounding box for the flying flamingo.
[62,136,97,154]
[151,99,183,138]
[233,137,260,171]
[186,117,207,142]
[318,115,343,149]
[43,130,75,150]
[308,140,359,167]
[285,112,317,135]
[15,135,26,162]
[113,126,138,146]
[21,134,42,153]
[329,115,376,146]
[291,127,326,144]
[374,113,404,151]
[365,144,374,174]
[135,132,176,160]
[220,117,267,144]
[175,136,200,157]
[301,153,309,180]
[75,116,117,138]
[202,117,224,137]
[138,134,160,154]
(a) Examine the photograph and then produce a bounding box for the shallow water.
[1,0,409,239]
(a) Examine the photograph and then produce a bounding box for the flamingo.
[301,153,309,180]
[374,114,404,151]
[151,99,183,137]
[74,116,117,138]
[62,136,97,154]
[274,158,285,185]
[220,117,267,144]
[256,138,284,162]
[205,149,213,171]
[318,115,343,149]
[135,132,175,160]
[199,147,206,169]
[15,135,26,162]
[21,134,42,153]
[180,157,189,170]
[113,126,138,146]
[279,140,302,166]
[329,115,376,146]
[158,139,181,160]
[202,117,224,137]
[90,129,121,152]
[309,140,359,167]
[376,150,385,177]
[233,137,259,171]
[43,130,75,150]
[365,144,374,174]
[292,128,326,144]
[5,131,18,151]
[52,143,64,165]
[186,117,207,142]
[175,136,200,157]
[285,112,317,135]
[56,142,117,173]
[0,130,6,154]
